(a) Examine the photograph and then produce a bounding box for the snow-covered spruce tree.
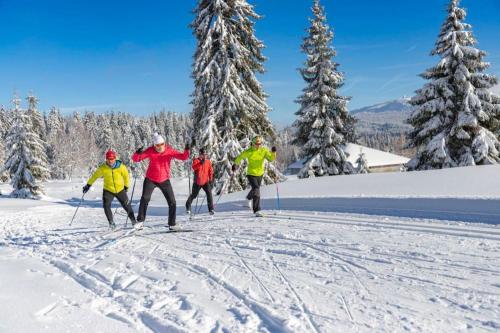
[95,114,113,154]
[356,150,369,174]
[406,0,500,170]
[2,103,49,197]
[58,113,99,178]
[45,107,66,179]
[0,106,10,138]
[190,0,281,194]
[293,0,355,178]
[0,106,10,182]
[26,94,46,140]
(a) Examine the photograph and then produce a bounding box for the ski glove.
[185,143,191,151]
[271,146,277,153]
[136,147,144,154]
[231,164,237,172]
[124,186,128,192]
[83,184,91,194]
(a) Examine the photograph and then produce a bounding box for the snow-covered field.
[1,166,500,332]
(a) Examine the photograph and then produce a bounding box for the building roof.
[344,143,410,168]
[286,143,410,170]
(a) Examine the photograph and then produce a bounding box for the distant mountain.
[352,98,413,136]
[351,97,412,114]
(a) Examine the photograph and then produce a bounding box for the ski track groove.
[48,258,145,330]
[141,236,290,332]
[132,233,289,332]
[5,207,500,332]
[269,256,321,333]
[274,212,500,241]
[339,294,354,323]
[266,214,500,283]
[276,219,500,303]
[305,243,372,296]
[225,239,277,303]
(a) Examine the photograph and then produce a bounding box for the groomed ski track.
[2,201,499,332]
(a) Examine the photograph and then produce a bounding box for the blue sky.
[1,0,499,125]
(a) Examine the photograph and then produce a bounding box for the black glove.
[185,143,191,150]
[199,157,205,164]
[231,164,237,172]
[136,147,144,154]
[271,146,277,153]
[124,186,128,192]
[83,184,91,194]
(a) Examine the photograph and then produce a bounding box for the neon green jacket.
[234,147,276,177]
[87,161,130,194]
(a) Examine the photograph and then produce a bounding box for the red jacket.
[192,157,214,186]
[132,146,190,183]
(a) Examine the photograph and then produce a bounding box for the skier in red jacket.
[185,148,214,215]
[132,133,190,230]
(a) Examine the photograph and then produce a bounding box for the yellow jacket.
[87,160,130,194]
[234,146,276,177]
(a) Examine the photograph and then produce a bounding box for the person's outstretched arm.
[265,147,277,162]
[132,147,150,163]
[84,166,104,192]
[234,149,249,166]
[169,143,190,161]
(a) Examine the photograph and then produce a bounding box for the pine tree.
[96,114,113,153]
[293,0,355,178]
[407,0,500,170]
[45,107,65,179]
[0,106,10,138]
[0,106,9,181]
[356,150,369,174]
[26,94,46,140]
[190,0,279,193]
[2,100,49,197]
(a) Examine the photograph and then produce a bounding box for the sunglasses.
[154,143,165,147]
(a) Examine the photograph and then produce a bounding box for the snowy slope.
[218,165,500,224]
[1,167,500,332]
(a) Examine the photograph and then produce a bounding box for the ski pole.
[187,159,192,197]
[112,206,119,221]
[125,172,138,228]
[196,196,205,214]
[275,178,281,212]
[193,196,199,216]
[215,172,234,208]
[69,193,85,226]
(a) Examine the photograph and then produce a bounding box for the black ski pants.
[246,175,263,213]
[103,189,136,223]
[186,182,214,212]
[137,178,177,226]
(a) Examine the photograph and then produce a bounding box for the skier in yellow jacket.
[83,150,137,229]
[232,136,277,217]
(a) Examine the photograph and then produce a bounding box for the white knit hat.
[153,133,165,145]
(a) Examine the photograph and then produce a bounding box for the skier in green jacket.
[232,136,277,217]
